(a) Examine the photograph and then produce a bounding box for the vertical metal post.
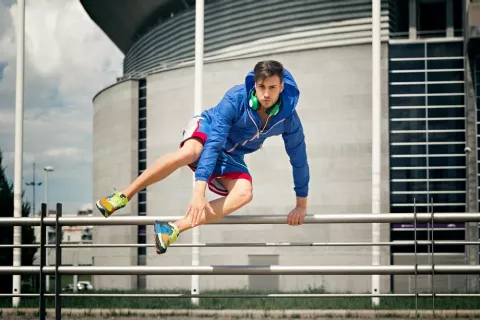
[425,41,431,293]
[446,0,454,37]
[44,166,54,293]
[409,0,417,40]
[44,169,49,292]
[414,199,418,320]
[463,0,479,293]
[55,203,62,320]
[39,203,46,320]
[12,0,25,307]
[371,0,381,307]
[431,198,435,319]
[192,0,204,306]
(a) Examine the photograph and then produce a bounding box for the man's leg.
[174,178,253,233]
[153,178,252,254]
[96,138,203,218]
[121,138,203,200]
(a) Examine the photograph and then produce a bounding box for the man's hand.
[185,181,213,227]
[287,206,307,226]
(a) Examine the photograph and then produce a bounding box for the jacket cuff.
[295,189,308,198]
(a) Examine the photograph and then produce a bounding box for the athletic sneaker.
[154,221,179,254]
[96,189,128,218]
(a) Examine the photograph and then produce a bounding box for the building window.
[81,228,93,241]
[389,0,462,40]
[418,1,446,38]
[388,41,466,255]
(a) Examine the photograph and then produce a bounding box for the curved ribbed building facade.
[123,0,389,76]
[83,0,477,294]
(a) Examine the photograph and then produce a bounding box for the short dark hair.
[253,60,284,84]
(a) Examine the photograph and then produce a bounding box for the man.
[96,60,310,254]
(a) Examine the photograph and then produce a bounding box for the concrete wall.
[144,43,391,293]
[92,80,140,290]
[393,255,469,293]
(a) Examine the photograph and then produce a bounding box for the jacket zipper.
[260,118,285,135]
[247,109,260,139]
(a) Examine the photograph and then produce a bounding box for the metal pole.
[55,203,62,320]
[2,265,480,275]
[414,200,418,320]
[25,162,42,217]
[6,239,480,249]
[44,170,47,211]
[32,163,35,216]
[192,0,204,306]
[43,166,53,292]
[12,0,25,307]
[371,0,382,306]
[431,199,435,319]
[7,292,480,298]
[44,169,48,292]
[3,212,480,226]
[39,204,46,320]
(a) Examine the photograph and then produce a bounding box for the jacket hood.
[244,68,300,118]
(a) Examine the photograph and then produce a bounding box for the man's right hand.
[185,181,214,227]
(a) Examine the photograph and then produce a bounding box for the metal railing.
[2,202,480,320]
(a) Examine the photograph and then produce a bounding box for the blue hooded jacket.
[195,68,309,197]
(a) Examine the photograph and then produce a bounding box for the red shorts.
[180,116,252,196]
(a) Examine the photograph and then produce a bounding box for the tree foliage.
[0,149,36,293]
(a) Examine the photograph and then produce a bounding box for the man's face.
[255,75,284,109]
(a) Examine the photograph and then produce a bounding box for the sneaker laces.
[109,188,127,207]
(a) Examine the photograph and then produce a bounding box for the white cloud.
[44,147,83,158]
[0,0,124,214]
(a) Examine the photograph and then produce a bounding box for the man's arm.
[282,110,310,202]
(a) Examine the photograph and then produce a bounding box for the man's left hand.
[287,206,307,226]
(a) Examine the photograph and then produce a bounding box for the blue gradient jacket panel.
[196,69,310,197]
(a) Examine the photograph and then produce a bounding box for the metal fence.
[2,202,480,320]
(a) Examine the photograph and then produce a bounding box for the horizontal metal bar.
[390,69,464,73]
[390,93,464,97]
[391,141,464,146]
[391,154,465,158]
[390,81,464,85]
[0,244,39,248]
[2,213,480,226]
[390,105,464,109]
[392,203,465,207]
[391,117,465,121]
[4,293,480,298]
[392,191,466,195]
[390,57,464,61]
[391,166,465,170]
[1,265,480,275]
[391,129,465,133]
[18,240,480,249]
[388,37,464,45]
[391,178,465,182]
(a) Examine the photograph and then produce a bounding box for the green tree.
[0,149,36,293]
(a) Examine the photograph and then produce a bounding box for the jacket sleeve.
[195,92,238,182]
[282,111,309,197]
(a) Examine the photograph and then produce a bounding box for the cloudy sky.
[0,0,124,214]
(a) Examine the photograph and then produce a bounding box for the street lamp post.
[25,162,42,216]
[44,166,54,210]
[43,166,53,292]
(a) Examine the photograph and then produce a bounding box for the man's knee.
[231,186,253,207]
[178,138,203,164]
